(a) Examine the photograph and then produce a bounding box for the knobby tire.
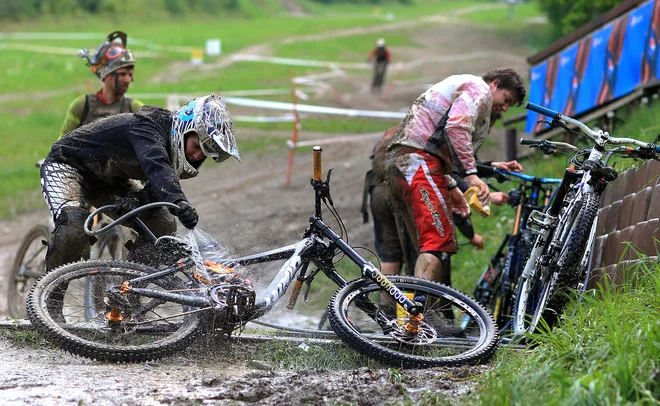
[8,224,50,317]
[27,260,208,363]
[513,192,599,334]
[543,192,600,325]
[328,276,499,368]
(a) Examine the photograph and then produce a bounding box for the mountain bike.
[512,101,660,335]
[26,146,499,368]
[6,160,133,317]
[472,163,562,332]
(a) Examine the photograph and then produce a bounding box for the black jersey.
[49,105,186,204]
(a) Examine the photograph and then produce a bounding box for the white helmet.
[171,95,240,178]
[377,38,385,47]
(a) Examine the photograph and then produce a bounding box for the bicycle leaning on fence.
[26,146,499,368]
[472,162,562,333]
[512,101,660,335]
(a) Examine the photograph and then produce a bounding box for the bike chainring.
[209,282,257,324]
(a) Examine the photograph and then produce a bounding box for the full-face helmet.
[78,31,135,80]
[170,94,240,178]
[377,38,386,47]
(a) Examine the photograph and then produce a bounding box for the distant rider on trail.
[367,38,391,94]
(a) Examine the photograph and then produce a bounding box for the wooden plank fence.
[587,159,660,288]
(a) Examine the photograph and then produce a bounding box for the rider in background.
[60,31,143,138]
[367,38,391,94]
[41,95,240,272]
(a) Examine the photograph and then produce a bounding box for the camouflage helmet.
[78,31,135,80]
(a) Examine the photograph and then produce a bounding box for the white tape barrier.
[0,32,195,54]
[232,54,370,70]
[235,114,296,123]
[159,93,407,120]
[0,43,162,58]
[0,32,103,40]
[233,52,525,71]
[287,132,383,149]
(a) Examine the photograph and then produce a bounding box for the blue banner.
[526,0,660,133]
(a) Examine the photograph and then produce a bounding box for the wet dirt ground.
[0,6,532,404]
[0,331,489,405]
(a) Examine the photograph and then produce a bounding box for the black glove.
[175,200,198,229]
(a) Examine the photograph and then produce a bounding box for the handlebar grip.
[476,163,497,177]
[520,138,542,146]
[313,146,322,181]
[525,101,560,119]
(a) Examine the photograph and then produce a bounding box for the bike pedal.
[527,210,556,233]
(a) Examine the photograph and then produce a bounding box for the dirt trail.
[0,4,529,404]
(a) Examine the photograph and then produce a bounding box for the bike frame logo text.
[363,263,410,309]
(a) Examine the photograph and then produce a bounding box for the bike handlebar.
[84,202,179,243]
[525,101,560,120]
[492,166,562,184]
[525,101,660,153]
[476,163,562,184]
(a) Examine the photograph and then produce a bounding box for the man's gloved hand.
[175,200,198,229]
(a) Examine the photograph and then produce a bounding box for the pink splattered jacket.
[390,74,493,176]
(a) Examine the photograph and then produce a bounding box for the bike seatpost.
[313,145,322,181]
[313,146,323,218]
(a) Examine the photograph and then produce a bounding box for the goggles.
[104,45,134,62]
[200,136,230,163]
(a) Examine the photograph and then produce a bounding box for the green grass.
[460,0,544,25]
[469,256,660,405]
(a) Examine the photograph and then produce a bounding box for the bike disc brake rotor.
[388,318,437,344]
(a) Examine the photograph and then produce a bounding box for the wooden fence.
[587,159,660,288]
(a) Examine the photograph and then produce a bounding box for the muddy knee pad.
[46,207,91,272]
[136,207,176,240]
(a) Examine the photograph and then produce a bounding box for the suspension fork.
[310,215,423,316]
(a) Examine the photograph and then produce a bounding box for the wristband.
[447,178,458,190]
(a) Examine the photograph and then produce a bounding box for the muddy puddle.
[0,330,487,405]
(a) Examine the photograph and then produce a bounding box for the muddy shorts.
[370,184,402,262]
[387,151,458,254]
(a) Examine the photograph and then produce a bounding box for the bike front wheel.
[8,224,50,317]
[328,276,499,368]
[513,192,599,334]
[27,260,208,363]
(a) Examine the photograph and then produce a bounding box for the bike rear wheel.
[328,276,499,368]
[7,224,50,317]
[544,192,600,318]
[27,260,208,362]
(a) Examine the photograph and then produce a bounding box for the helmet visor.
[200,136,232,163]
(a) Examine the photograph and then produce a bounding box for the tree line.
[0,0,239,20]
[0,0,629,39]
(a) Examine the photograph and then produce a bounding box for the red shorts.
[389,151,458,254]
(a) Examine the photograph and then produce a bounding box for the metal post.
[505,128,517,161]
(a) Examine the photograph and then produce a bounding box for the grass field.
[1,0,547,219]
